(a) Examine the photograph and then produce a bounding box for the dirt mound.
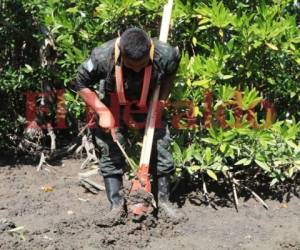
[126,189,156,221]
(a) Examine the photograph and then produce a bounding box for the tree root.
[224,172,269,210]
[232,178,269,210]
[227,172,239,212]
[200,174,218,210]
[75,135,99,169]
[201,173,210,204]
[36,152,53,171]
[47,127,56,153]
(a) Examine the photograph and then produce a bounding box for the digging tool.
[128,0,174,218]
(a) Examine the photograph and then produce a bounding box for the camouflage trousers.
[93,121,175,178]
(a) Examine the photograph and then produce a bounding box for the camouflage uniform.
[76,38,180,177]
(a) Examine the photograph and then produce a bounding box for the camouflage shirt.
[75,38,180,102]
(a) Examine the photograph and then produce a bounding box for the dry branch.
[78,169,98,178]
[79,177,105,194]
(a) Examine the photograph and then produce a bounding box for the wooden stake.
[138,0,174,169]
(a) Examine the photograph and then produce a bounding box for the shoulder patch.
[84,59,94,72]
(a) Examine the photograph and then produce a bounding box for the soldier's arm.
[158,46,180,101]
[76,49,115,129]
[159,73,176,101]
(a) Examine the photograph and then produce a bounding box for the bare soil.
[0,159,299,250]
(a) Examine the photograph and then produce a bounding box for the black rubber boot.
[158,175,185,223]
[96,175,126,227]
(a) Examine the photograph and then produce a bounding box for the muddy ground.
[0,159,299,250]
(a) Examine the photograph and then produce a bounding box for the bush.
[0,0,299,187]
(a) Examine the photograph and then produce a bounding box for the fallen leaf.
[281,203,288,208]
[41,186,53,192]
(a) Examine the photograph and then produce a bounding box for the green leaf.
[295,160,300,167]
[226,111,236,127]
[24,64,33,73]
[192,79,210,88]
[236,128,252,135]
[220,74,233,80]
[255,160,271,172]
[202,138,218,145]
[192,37,197,46]
[267,77,275,85]
[205,147,212,163]
[286,140,298,149]
[220,143,227,153]
[266,42,278,50]
[235,158,251,166]
[187,165,202,175]
[172,142,183,163]
[223,131,236,142]
[291,36,300,44]
[255,153,266,162]
[194,152,202,162]
[207,169,218,181]
[287,167,295,177]
[66,6,79,13]
[184,145,195,162]
[270,178,278,186]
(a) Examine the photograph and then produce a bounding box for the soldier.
[76,27,182,226]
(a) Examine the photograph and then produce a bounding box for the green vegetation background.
[0,0,299,187]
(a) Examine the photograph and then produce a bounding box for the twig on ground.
[81,178,104,190]
[8,226,27,241]
[78,169,98,178]
[79,177,105,194]
[37,152,53,171]
[78,197,89,202]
